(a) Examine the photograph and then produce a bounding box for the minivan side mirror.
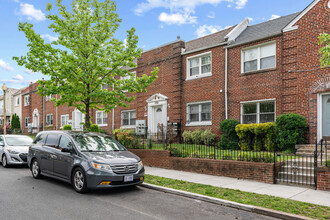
[61,148,72,153]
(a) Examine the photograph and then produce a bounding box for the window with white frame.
[242,42,276,73]
[187,102,212,125]
[24,117,30,128]
[241,100,275,124]
[45,95,52,101]
[96,111,108,126]
[14,96,20,106]
[24,95,30,106]
[121,72,136,92]
[0,101,3,109]
[187,52,212,79]
[101,84,108,90]
[46,114,53,125]
[121,110,136,127]
[61,115,69,128]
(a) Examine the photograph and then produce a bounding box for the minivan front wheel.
[72,168,88,193]
[31,159,42,179]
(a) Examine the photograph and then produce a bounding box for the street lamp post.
[2,84,8,135]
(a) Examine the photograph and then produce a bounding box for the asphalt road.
[0,165,276,220]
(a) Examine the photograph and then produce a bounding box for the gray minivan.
[27,131,144,193]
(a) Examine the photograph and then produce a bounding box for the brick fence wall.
[317,167,330,191]
[129,149,276,184]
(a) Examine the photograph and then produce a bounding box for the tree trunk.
[85,101,91,129]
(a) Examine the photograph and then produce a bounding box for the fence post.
[273,144,276,184]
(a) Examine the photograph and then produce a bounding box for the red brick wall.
[317,167,330,191]
[227,36,283,124]
[181,47,226,136]
[114,40,185,132]
[129,149,171,168]
[129,149,276,184]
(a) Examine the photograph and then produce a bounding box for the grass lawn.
[134,143,299,162]
[144,175,330,220]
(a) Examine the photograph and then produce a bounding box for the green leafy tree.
[13,0,158,128]
[319,33,330,67]
[11,114,21,130]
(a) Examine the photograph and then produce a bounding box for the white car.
[0,135,33,167]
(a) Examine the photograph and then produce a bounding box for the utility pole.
[2,84,8,135]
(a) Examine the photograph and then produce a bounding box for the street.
[0,166,275,220]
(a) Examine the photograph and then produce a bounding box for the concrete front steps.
[295,144,329,159]
[276,158,315,188]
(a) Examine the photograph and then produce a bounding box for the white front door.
[153,106,164,133]
[72,109,84,131]
[322,94,330,137]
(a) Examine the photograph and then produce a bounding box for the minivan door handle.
[50,154,57,159]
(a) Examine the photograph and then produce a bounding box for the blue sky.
[0,0,312,90]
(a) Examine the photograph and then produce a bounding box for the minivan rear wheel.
[72,168,88,193]
[31,159,42,179]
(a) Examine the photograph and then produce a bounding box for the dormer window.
[186,52,212,80]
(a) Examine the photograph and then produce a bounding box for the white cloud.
[207,11,215,19]
[13,74,24,81]
[246,17,253,22]
[0,59,14,72]
[19,3,46,21]
[24,68,39,74]
[41,34,58,42]
[269,14,280,20]
[235,0,248,9]
[196,24,222,38]
[135,0,248,15]
[159,12,197,25]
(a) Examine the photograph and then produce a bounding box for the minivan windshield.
[71,134,126,152]
[5,136,33,146]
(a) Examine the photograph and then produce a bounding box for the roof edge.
[142,39,185,54]
[225,19,250,43]
[283,0,320,32]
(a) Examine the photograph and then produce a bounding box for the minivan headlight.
[138,161,143,170]
[91,162,113,173]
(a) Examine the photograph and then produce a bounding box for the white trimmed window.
[45,95,52,101]
[121,110,136,128]
[241,100,276,124]
[101,84,108,90]
[61,114,69,128]
[24,117,30,128]
[121,72,136,92]
[0,101,3,109]
[15,96,20,106]
[24,95,30,106]
[96,111,108,126]
[186,101,212,126]
[186,52,212,80]
[242,42,276,73]
[46,114,53,125]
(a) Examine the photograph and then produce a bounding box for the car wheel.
[2,154,8,168]
[31,159,42,179]
[72,168,89,193]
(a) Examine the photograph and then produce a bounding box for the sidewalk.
[144,166,330,207]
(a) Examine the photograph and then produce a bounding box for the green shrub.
[201,129,216,145]
[324,160,330,168]
[63,125,72,130]
[235,123,275,152]
[218,136,239,150]
[190,151,200,158]
[219,119,239,149]
[275,113,307,152]
[238,152,274,163]
[11,114,21,130]
[99,129,107,134]
[88,124,100,132]
[182,130,193,143]
[191,129,204,144]
[207,152,215,159]
[222,153,233,160]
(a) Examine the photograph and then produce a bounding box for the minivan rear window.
[45,134,60,147]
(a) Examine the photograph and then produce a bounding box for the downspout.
[43,96,45,131]
[225,47,228,119]
[112,110,115,131]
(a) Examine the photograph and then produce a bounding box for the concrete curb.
[140,183,314,220]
